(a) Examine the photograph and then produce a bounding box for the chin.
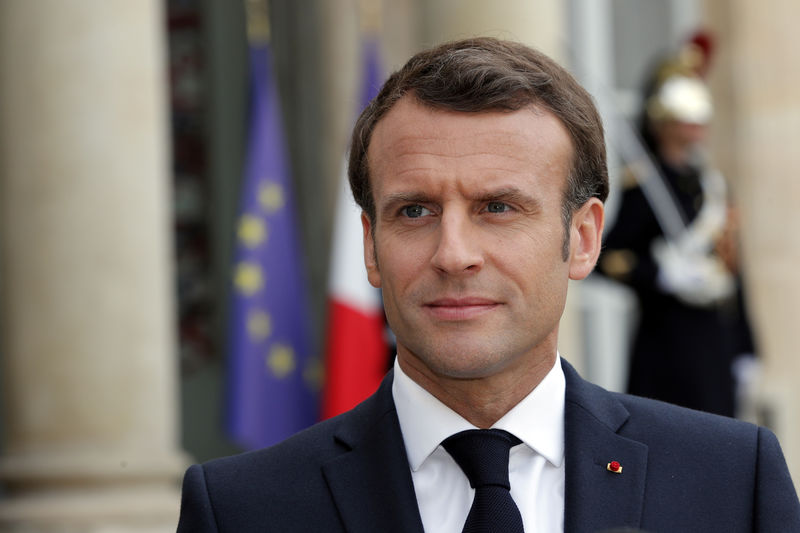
[424,347,515,380]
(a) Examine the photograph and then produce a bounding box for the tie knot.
[442,429,521,490]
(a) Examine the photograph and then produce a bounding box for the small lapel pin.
[606,460,622,474]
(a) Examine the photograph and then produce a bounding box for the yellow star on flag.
[259,182,285,213]
[234,262,265,296]
[238,214,268,249]
[266,344,296,379]
[247,309,272,342]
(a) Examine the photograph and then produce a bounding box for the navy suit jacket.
[177,360,800,532]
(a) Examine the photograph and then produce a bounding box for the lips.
[423,297,500,320]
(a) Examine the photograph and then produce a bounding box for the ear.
[568,198,605,280]
[362,212,382,288]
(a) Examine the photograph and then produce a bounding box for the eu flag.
[227,37,318,450]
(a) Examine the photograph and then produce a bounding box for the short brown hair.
[348,37,608,258]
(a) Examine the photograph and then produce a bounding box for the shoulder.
[177,417,347,532]
[563,359,769,469]
[618,393,800,528]
[608,390,794,509]
[561,360,800,529]
[201,371,397,482]
[201,414,346,482]
[178,407,372,532]
[614,391,760,450]
[192,372,397,495]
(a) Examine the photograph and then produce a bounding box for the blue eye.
[402,205,430,218]
[486,202,510,213]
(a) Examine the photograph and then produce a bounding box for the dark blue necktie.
[442,429,525,533]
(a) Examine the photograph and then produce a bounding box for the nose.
[430,211,484,275]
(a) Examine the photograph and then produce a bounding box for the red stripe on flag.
[322,299,387,419]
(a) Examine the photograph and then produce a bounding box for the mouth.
[423,297,500,321]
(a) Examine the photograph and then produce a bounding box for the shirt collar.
[392,354,565,472]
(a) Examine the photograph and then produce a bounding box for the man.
[597,33,757,418]
[177,38,800,532]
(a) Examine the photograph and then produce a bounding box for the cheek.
[498,231,569,294]
[374,237,428,288]
[511,224,565,264]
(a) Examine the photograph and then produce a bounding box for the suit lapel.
[321,362,649,532]
[322,371,425,533]
[562,360,648,533]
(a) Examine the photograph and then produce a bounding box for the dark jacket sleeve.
[177,464,219,532]
[598,184,663,292]
[755,427,800,531]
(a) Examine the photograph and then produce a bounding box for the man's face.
[656,119,708,149]
[362,96,602,385]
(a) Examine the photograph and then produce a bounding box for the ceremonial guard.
[598,32,757,417]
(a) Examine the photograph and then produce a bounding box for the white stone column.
[704,0,800,484]
[0,1,187,531]
[418,0,565,62]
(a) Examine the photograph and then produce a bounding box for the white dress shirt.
[392,355,565,533]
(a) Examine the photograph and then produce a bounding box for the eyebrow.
[382,192,431,205]
[472,187,543,212]
[378,192,431,219]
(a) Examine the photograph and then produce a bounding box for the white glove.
[653,239,735,306]
[732,355,761,421]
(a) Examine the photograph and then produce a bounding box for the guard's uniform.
[599,156,755,417]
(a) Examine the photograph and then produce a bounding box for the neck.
[397,348,557,429]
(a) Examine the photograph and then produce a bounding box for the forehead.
[367,96,573,193]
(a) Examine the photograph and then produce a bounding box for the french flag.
[322,37,388,419]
